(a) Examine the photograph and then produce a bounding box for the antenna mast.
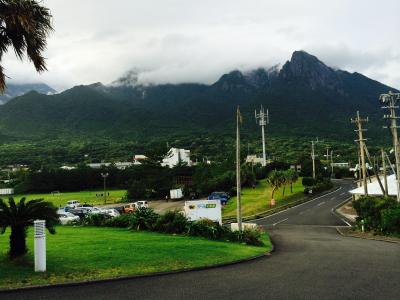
[255,106,269,167]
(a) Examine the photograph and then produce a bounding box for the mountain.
[0,51,394,145]
[0,82,56,104]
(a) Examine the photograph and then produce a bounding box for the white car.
[134,201,148,209]
[59,212,80,225]
[88,207,104,214]
[103,209,120,218]
[66,200,80,208]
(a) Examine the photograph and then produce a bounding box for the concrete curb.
[336,227,400,244]
[331,197,354,226]
[0,242,275,293]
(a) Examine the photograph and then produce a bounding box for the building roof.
[349,174,397,196]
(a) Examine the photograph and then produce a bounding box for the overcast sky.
[3,0,400,91]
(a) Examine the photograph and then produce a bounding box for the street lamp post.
[101,172,109,204]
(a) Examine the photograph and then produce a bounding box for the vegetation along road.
[3,179,400,300]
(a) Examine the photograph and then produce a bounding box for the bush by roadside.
[80,208,264,246]
[352,196,400,235]
[303,177,333,195]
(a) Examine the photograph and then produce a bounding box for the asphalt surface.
[3,180,400,300]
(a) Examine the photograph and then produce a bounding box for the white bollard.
[34,220,46,272]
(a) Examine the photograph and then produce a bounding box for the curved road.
[3,180,400,299]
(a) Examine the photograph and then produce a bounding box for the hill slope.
[0,51,394,144]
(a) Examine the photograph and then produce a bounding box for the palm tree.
[287,169,299,193]
[0,0,53,92]
[0,197,58,259]
[266,170,284,201]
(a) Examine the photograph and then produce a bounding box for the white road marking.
[330,197,335,200]
[340,192,346,196]
[273,218,288,226]
[317,201,325,206]
[256,187,342,221]
[341,218,351,226]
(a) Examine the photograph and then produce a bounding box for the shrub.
[129,207,158,231]
[82,213,111,226]
[352,196,397,232]
[104,214,134,228]
[380,207,400,234]
[302,177,316,187]
[240,227,264,246]
[187,219,228,240]
[155,210,189,234]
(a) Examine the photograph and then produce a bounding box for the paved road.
[3,180,400,300]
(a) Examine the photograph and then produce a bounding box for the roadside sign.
[184,200,222,224]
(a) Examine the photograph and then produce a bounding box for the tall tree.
[0,197,58,259]
[0,0,53,92]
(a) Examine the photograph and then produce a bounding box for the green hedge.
[82,208,264,246]
[352,196,399,234]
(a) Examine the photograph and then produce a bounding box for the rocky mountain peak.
[279,50,343,91]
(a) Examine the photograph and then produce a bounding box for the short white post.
[34,220,46,272]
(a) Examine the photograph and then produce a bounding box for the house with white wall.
[161,148,192,168]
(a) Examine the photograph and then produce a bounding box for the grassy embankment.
[0,226,272,289]
[223,178,304,219]
[10,190,127,207]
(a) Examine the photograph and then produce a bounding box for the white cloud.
[2,0,400,91]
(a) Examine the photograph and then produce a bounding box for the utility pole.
[101,172,109,204]
[236,106,243,231]
[330,150,334,176]
[255,106,269,167]
[382,149,388,197]
[351,111,368,196]
[381,91,400,203]
[311,139,319,179]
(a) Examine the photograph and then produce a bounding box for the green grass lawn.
[0,226,272,289]
[223,179,304,218]
[11,190,127,208]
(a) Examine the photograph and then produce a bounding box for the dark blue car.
[207,192,230,205]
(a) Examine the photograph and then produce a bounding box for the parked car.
[134,201,148,209]
[122,203,136,214]
[103,208,120,218]
[208,192,229,205]
[67,208,90,219]
[58,212,80,225]
[66,200,80,208]
[76,204,103,214]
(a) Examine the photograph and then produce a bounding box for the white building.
[349,174,397,196]
[133,155,147,165]
[161,148,192,168]
[87,162,133,170]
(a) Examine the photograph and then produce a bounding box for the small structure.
[161,148,192,168]
[133,155,147,165]
[0,188,14,196]
[331,162,350,169]
[245,155,264,165]
[87,162,133,170]
[184,200,222,225]
[34,220,46,272]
